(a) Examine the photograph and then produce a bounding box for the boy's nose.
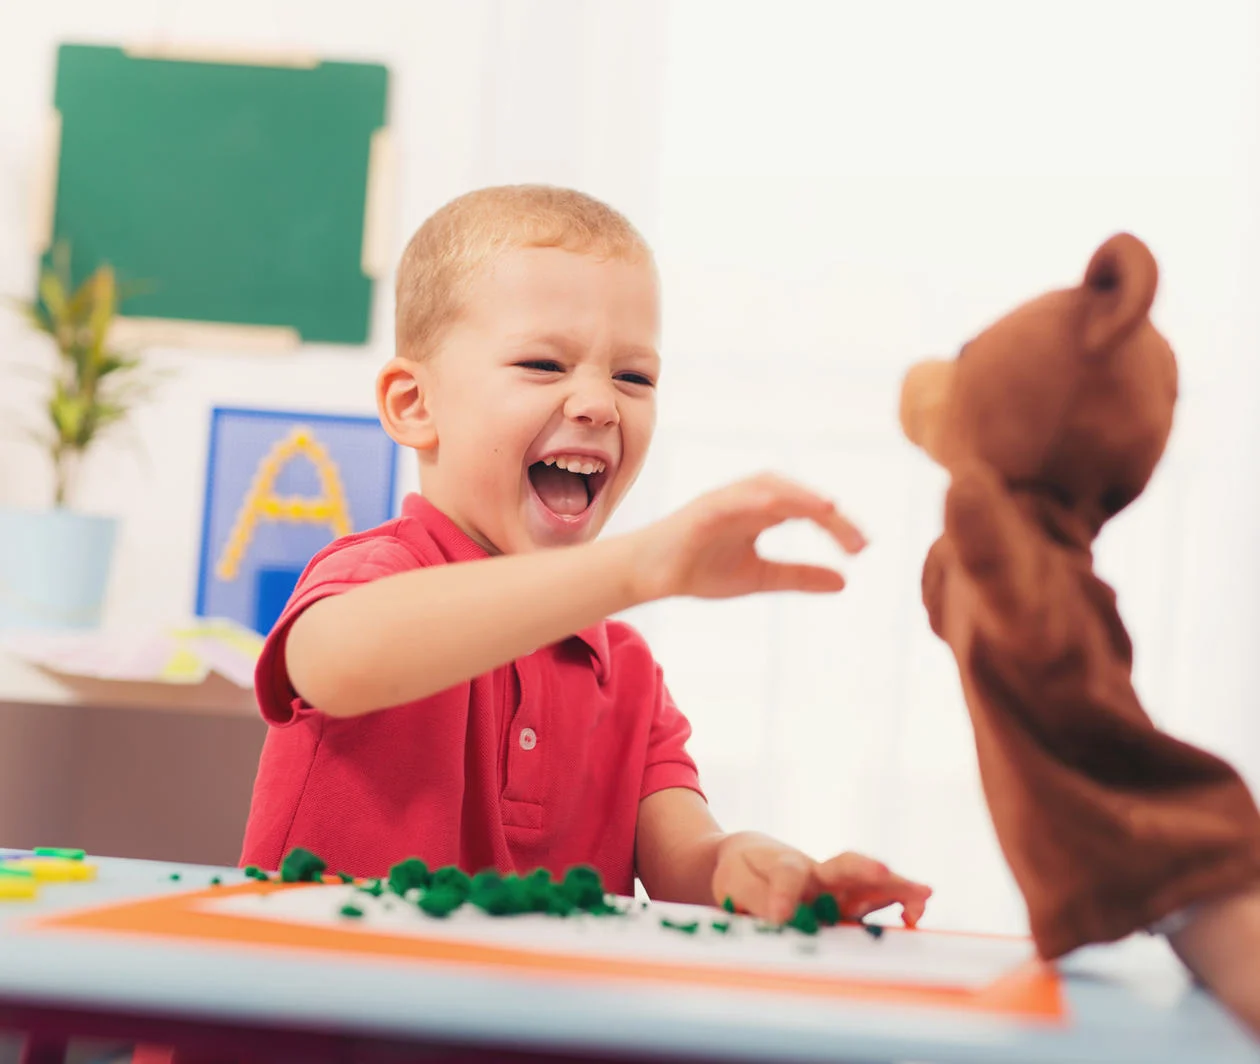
[564,383,620,427]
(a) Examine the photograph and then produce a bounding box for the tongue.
[530,464,589,516]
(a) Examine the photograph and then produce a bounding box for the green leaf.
[95,353,139,378]
[86,266,117,354]
[38,270,68,323]
[48,388,86,445]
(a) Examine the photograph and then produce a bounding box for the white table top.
[1,855,1257,1064]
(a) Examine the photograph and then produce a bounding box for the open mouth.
[527,455,609,519]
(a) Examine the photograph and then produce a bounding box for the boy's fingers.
[900,892,929,928]
[818,506,868,555]
[737,476,868,554]
[716,870,770,922]
[847,881,933,927]
[816,852,889,888]
[761,562,847,594]
[765,853,813,924]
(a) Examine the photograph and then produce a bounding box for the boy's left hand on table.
[712,832,932,927]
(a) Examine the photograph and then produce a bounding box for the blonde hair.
[394,184,653,360]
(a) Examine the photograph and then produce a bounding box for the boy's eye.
[616,372,656,387]
[517,359,564,373]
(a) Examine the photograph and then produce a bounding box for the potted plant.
[0,245,152,630]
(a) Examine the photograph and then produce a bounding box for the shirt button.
[519,727,537,751]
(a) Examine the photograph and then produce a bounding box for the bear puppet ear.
[1081,232,1159,356]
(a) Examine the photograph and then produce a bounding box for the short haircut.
[394,184,653,360]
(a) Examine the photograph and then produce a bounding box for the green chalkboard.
[47,44,389,345]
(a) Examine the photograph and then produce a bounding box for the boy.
[240,184,931,928]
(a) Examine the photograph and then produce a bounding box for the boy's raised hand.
[712,832,932,928]
[629,473,868,604]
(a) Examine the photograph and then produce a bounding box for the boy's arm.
[288,474,865,717]
[635,788,727,906]
[288,534,641,716]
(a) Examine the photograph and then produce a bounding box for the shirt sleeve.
[640,667,705,802]
[254,537,421,727]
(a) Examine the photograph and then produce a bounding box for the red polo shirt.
[239,494,702,894]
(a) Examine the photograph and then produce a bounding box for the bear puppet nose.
[899,359,955,457]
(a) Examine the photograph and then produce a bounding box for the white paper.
[201,886,1034,992]
[0,618,263,687]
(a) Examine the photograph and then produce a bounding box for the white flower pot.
[0,505,118,630]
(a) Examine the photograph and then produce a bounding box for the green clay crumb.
[524,868,556,912]
[711,920,731,934]
[560,865,604,909]
[471,872,529,916]
[280,847,327,884]
[243,865,263,879]
[35,847,85,860]
[388,858,431,896]
[429,866,473,900]
[661,918,700,934]
[169,873,181,882]
[339,904,364,919]
[209,876,222,887]
[722,896,736,914]
[336,872,354,884]
[812,892,841,927]
[863,922,885,939]
[787,903,819,936]
[357,878,385,898]
[418,884,466,918]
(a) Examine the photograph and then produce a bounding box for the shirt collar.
[402,493,611,681]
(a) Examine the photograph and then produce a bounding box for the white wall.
[639,0,1260,934]
[3,0,1259,937]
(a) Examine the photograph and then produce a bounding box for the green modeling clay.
[811,893,841,926]
[35,848,85,860]
[336,872,355,884]
[560,865,604,909]
[722,896,736,914]
[243,865,264,879]
[470,872,525,916]
[280,847,327,883]
[429,866,473,900]
[388,858,431,896]
[660,918,700,934]
[787,903,819,936]
[523,868,556,911]
[711,920,732,934]
[169,873,181,882]
[209,876,222,887]
[339,904,364,919]
[863,922,885,939]
[357,878,385,898]
[418,884,466,918]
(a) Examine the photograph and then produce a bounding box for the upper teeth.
[544,455,606,475]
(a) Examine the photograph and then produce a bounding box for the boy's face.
[413,246,660,554]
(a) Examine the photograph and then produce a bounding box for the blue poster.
[195,406,398,635]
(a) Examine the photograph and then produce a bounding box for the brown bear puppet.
[899,233,1260,1033]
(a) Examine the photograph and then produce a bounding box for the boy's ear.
[1080,233,1159,356]
[376,357,438,451]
